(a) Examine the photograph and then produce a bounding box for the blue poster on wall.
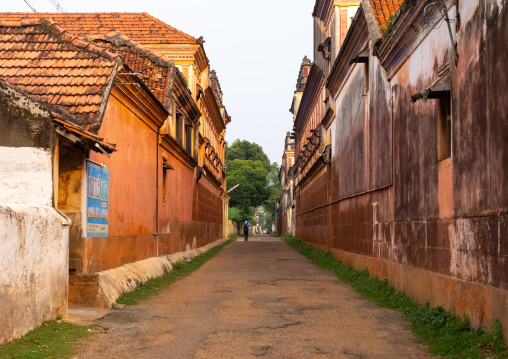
[86,161,109,237]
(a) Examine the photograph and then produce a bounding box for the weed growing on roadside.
[116,238,235,306]
[228,233,241,240]
[281,234,508,359]
[0,321,96,359]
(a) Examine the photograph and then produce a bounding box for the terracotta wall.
[80,95,224,273]
[280,212,288,235]
[295,0,508,340]
[84,94,157,273]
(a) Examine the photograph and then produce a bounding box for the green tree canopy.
[226,140,280,225]
[262,162,281,230]
[226,159,269,217]
[226,140,270,172]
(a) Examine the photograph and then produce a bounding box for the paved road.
[75,236,430,359]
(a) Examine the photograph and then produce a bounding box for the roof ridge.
[0,18,44,27]
[0,17,120,61]
[42,18,120,61]
[0,12,198,45]
[94,30,176,67]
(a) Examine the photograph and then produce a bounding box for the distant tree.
[226,159,269,218]
[226,140,270,172]
[226,140,281,225]
[228,207,243,222]
[262,162,281,229]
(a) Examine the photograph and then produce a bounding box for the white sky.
[4,0,314,164]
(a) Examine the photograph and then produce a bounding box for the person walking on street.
[243,219,250,241]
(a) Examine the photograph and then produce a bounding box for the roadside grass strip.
[0,321,97,359]
[281,234,508,359]
[0,235,239,359]
[116,234,239,306]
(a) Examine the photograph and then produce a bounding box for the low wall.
[228,220,239,236]
[0,204,70,344]
[70,238,228,308]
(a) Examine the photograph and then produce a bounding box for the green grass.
[0,235,238,358]
[0,321,97,359]
[116,235,237,306]
[281,234,508,359]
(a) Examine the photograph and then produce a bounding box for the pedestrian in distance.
[243,219,250,241]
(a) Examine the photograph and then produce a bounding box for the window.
[185,125,193,155]
[162,166,167,204]
[176,114,184,146]
[410,68,452,162]
[438,92,451,161]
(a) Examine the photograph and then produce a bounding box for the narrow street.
[74,236,430,359]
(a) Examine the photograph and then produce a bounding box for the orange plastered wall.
[89,95,157,237]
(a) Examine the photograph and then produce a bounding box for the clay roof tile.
[0,12,196,44]
[369,0,404,29]
[0,18,121,125]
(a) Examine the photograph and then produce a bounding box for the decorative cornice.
[313,0,334,23]
[202,163,223,189]
[203,87,226,133]
[297,149,328,189]
[174,70,201,122]
[195,44,209,73]
[294,64,325,132]
[321,107,335,129]
[160,133,197,170]
[326,8,369,97]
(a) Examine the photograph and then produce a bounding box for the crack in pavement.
[75,237,432,359]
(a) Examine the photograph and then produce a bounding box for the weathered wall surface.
[0,84,69,344]
[296,165,330,246]
[0,205,69,344]
[295,0,508,341]
[58,143,84,272]
[227,219,238,236]
[81,94,224,274]
[0,147,53,206]
[84,94,158,273]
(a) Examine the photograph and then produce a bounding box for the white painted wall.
[0,204,69,344]
[0,147,70,344]
[0,147,53,206]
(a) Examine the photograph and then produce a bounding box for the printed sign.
[86,161,109,237]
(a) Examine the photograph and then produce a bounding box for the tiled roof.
[90,31,174,106]
[0,18,120,125]
[369,0,404,29]
[52,113,116,153]
[1,13,196,44]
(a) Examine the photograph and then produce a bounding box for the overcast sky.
[4,0,314,164]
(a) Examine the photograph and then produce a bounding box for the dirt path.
[74,236,431,359]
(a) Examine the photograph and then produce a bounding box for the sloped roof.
[368,0,404,29]
[91,31,174,105]
[1,12,196,44]
[0,18,120,125]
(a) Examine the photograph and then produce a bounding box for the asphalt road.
[74,236,430,359]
